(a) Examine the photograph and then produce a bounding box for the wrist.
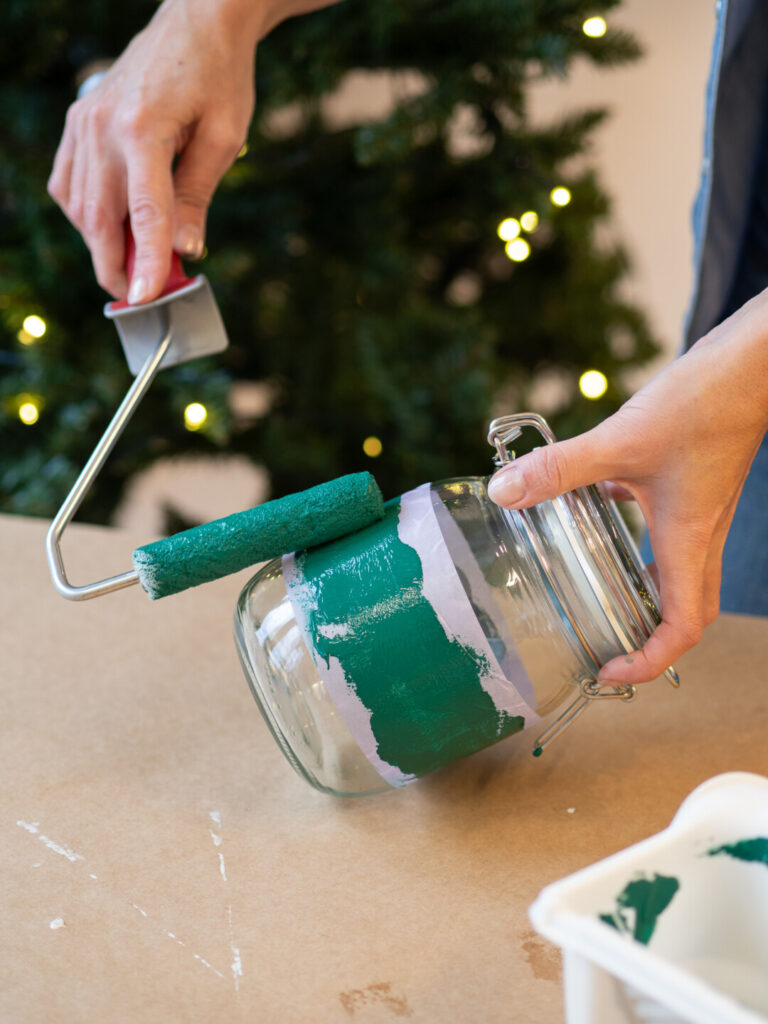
[693,286,768,433]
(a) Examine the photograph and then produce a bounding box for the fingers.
[84,118,128,298]
[124,138,176,303]
[598,525,726,686]
[172,121,245,258]
[47,105,77,218]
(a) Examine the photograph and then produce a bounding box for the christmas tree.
[0,0,658,526]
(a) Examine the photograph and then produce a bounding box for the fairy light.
[579,369,608,400]
[582,16,607,38]
[17,329,35,345]
[520,211,539,232]
[23,315,47,338]
[362,436,383,458]
[184,402,208,431]
[497,217,521,242]
[18,401,40,425]
[237,143,249,159]
[505,238,531,262]
[550,186,572,207]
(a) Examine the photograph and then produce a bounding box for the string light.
[184,402,208,430]
[23,315,47,338]
[497,217,521,242]
[505,238,531,262]
[579,369,608,400]
[582,16,607,38]
[550,186,571,207]
[520,211,539,232]
[362,436,383,458]
[18,400,40,425]
[237,143,249,159]
[17,329,35,345]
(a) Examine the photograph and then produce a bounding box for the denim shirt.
[685,0,768,347]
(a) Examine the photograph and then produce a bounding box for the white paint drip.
[209,814,244,991]
[17,820,84,863]
[194,953,226,980]
[17,815,230,985]
[228,906,243,991]
[209,814,227,881]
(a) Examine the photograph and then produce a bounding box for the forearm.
[150,0,341,48]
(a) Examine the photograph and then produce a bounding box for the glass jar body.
[234,476,660,796]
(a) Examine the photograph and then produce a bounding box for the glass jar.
[234,414,678,796]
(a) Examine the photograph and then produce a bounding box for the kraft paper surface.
[1,513,767,1023]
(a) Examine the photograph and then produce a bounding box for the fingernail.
[127,276,148,305]
[173,226,204,259]
[487,466,525,506]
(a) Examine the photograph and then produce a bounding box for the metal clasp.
[487,413,556,468]
[532,677,637,757]
[485,412,680,756]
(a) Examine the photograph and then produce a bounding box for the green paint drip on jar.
[708,837,768,866]
[599,873,680,945]
[293,498,524,780]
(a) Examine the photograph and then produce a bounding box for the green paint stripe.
[287,489,526,782]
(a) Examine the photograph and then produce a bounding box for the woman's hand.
[48,0,261,303]
[48,0,336,303]
[488,289,768,685]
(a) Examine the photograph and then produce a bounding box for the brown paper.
[2,512,767,1022]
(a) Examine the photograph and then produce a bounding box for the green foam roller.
[132,472,384,600]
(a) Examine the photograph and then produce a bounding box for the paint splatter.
[193,953,226,980]
[228,905,243,992]
[16,821,83,863]
[16,816,232,985]
[599,873,680,945]
[209,813,243,991]
[708,838,768,867]
[339,982,412,1017]
[521,930,561,983]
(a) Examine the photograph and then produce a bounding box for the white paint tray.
[529,772,768,1024]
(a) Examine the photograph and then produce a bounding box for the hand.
[487,288,768,685]
[48,0,262,303]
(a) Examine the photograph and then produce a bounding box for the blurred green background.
[0,0,659,527]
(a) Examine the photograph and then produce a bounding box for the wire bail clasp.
[487,413,557,469]
[532,677,637,758]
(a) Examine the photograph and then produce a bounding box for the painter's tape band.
[400,484,538,723]
[284,484,537,786]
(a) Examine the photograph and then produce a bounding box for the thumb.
[487,429,611,509]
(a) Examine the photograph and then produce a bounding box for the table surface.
[2,512,767,1023]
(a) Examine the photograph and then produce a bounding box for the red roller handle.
[109,223,192,311]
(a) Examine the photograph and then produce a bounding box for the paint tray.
[529,772,768,1024]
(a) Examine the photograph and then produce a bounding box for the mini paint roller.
[46,231,384,601]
